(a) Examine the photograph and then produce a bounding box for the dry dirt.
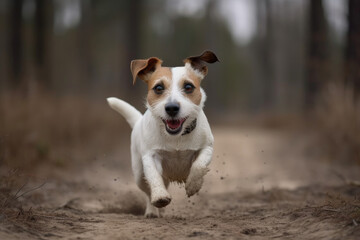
[1,126,360,240]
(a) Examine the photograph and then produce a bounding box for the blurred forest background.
[0,0,360,170]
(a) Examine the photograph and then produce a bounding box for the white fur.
[107,66,214,218]
[107,97,142,128]
[185,62,206,79]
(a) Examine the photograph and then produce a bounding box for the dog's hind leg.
[133,163,160,217]
[142,152,172,208]
[131,148,160,217]
[138,178,160,218]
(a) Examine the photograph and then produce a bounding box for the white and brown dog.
[107,50,218,218]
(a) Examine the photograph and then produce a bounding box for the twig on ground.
[0,181,46,211]
[332,171,360,187]
[13,182,46,201]
[321,208,340,213]
[1,182,27,211]
[353,219,358,226]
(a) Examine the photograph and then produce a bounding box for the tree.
[305,0,328,108]
[251,0,275,111]
[123,0,144,103]
[345,0,360,97]
[9,0,23,88]
[34,0,53,89]
[78,0,93,91]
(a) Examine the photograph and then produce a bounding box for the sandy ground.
[1,125,360,240]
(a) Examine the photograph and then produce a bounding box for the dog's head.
[131,51,218,136]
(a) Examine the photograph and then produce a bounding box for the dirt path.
[1,126,360,239]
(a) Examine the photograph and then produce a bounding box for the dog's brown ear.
[130,57,162,84]
[184,50,219,76]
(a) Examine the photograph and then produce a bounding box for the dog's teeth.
[166,119,182,129]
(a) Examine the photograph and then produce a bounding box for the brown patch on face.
[181,69,202,105]
[146,67,172,107]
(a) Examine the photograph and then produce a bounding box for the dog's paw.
[151,195,172,208]
[151,189,172,208]
[145,212,159,218]
[185,177,204,197]
[185,167,209,197]
[145,200,160,218]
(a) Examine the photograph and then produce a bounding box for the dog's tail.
[107,97,142,129]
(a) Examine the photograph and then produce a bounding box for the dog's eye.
[184,83,195,94]
[153,84,165,94]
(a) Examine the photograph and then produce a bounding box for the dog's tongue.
[166,119,183,129]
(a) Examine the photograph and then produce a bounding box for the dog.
[107,50,218,218]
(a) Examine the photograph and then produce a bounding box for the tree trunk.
[345,0,360,96]
[78,0,93,92]
[122,0,143,103]
[263,0,274,110]
[126,0,142,62]
[252,0,274,112]
[9,0,23,88]
[305,0,328,108]
[34,0,53,89]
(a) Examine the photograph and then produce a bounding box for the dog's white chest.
[157,150,200,182]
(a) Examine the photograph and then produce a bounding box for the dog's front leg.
[185,145,213,197]
[142,152,171,208]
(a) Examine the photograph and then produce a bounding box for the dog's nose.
[165,102,180,117]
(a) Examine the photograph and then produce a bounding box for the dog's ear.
[184,50,219,76]
[130,57,162,84]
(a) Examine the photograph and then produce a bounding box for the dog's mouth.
[162,118,187,135]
